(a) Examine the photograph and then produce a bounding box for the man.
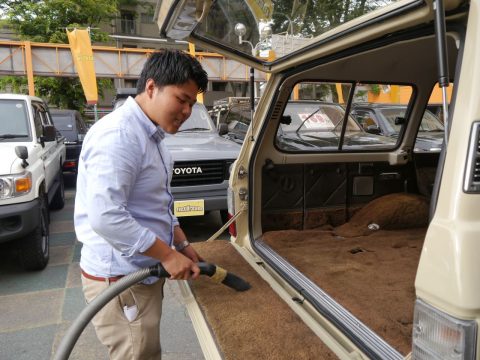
[74,50,208,359]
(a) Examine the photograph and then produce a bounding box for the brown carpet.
[190,240,338,360]
[263,193,429,355]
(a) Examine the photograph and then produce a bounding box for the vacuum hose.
[54,262,250,360]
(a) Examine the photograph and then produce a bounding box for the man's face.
[143,79,199,134]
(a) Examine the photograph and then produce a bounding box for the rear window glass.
[276,81,416,152]
[0,99,30,137]
[196,0,400,61]
[52,115,74,131]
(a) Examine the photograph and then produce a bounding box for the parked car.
[351,103,444,152]
[0,94,65,270]
[50,109,88,173]
[113,89,240,222]
[158,1,479,360]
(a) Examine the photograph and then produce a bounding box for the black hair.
[136,49,208,95]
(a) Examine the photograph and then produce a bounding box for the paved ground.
[0,179,227,360]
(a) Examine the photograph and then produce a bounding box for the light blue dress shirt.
[74,97,179,283]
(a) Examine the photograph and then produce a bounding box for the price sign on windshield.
[298,113,333,129]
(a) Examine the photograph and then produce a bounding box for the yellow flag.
[67,29,98,104]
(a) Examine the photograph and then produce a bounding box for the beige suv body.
[156,1,479,359]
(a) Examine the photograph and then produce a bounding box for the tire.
[19,193,50,271]
[50,172,65,210]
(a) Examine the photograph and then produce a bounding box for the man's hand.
[142,238,200,280]
[161,250,200,280]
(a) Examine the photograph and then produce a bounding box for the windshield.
[178,104,215,132]
[418,110,445,132]
[377,107,444,133]
[281,102,361,133]
[225,104,251,128]
[0,100,31,140]
[195,0,399,61]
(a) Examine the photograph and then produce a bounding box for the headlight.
[0,172,32,199]
[412,299,477,360]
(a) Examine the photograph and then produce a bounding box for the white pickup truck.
[0,94,66,270]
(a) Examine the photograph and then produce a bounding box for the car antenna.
[433,0,450,147]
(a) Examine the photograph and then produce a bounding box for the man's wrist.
[174,239,190,252]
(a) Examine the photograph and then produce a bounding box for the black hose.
[54,262,250,360]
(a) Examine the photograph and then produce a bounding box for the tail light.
[63,161,77,170]
[227,186,236,236]
[412,299,477,360]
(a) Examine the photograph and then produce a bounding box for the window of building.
[140,13,154,24]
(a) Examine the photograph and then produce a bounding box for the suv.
[0,94,66,270]
[113,89,240,222]
[50,109,88,173]
[351,103,445,152]
[158,1,480,359]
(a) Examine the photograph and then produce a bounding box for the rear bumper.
[0,199,40,243]
[172,181,228,212]
[63,144,82,172]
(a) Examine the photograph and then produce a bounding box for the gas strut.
[54,262,250,360]
[433,0,450,146]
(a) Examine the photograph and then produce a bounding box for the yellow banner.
[67,29,98,104]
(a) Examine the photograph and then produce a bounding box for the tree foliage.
[271,0,395,37]
[0,0,127,111]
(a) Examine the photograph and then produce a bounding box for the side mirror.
[42,125,57,142]
[15,145,29,168]
[218,123,228,136]
[280,115,292,125]
[394,116,406,125]
[366,125,382,135]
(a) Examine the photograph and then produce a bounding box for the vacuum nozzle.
[150,262,251,292]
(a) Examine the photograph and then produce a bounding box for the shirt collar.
[124,96,166,142]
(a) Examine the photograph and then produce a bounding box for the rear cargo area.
[186,137,437,360]
[190,240,338,360]
[263,226,424,354]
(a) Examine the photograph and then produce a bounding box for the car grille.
[171,160,227,187]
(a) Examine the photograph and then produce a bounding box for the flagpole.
[87,27,99,122]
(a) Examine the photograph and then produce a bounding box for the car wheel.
[50,172,65,210]
[19,193,50,271]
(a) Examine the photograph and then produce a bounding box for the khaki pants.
[81,274,165,360]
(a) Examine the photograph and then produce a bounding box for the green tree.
[271,0,395,37]
[0,0,136,111]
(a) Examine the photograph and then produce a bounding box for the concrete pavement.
[0,187,208,360]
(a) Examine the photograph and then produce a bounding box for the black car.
[351,103,444,152]
[50,109,88,173]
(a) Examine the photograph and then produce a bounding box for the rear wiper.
[0,134,29,139]
[177,127,210,132]
[295,107,322,133]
